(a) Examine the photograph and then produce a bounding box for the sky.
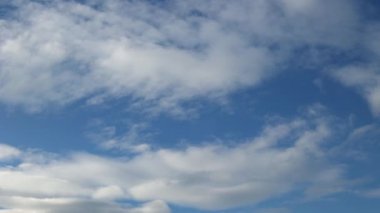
[0,0,380,212]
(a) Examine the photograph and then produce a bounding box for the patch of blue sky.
[292,193,380,213]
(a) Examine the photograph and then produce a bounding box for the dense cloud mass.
[0,113,347,212]
[0,0,369,113]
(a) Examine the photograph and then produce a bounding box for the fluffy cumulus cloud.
[0,0,360,112]
[0,114,348,212]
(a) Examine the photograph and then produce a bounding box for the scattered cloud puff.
[0,114,349,212]
[0,144,21,161]
[0,0,361,113]
[88,123,153,153]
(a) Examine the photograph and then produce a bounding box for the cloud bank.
[0,114,348,212]
[0,0,361,113]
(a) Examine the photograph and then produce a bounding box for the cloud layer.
[0,0,361,113]
[0,113,347,212]
[0,0,379,212]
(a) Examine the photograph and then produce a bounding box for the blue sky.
[0,0,380,212]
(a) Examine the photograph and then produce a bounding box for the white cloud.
[0,0,271,112]
[0,114,347,211]
[92,185,124,201]
[0,144,21,161]
[0,0,360,113]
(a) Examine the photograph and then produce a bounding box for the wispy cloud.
[88,123,153,153]
[330,21,380,116]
